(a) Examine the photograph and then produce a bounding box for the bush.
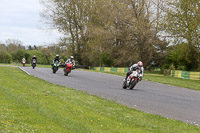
[26,50,53,65]
[11,50,25,63]
[100,52,113,67]
[0,51,12,63]
[163,69,171,76]
[163,43,198,71]
[169,64,175,70]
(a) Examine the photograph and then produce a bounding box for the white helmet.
[138,61,143,67]
[70,56,74,59]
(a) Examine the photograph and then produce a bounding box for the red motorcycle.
[64,62,73,76]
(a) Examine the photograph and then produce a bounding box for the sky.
[0,0,62,46]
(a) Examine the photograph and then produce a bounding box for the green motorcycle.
[52,61,60,73]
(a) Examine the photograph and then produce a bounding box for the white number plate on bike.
[131,71,138,77]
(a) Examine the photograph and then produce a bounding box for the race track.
[20,67,200,125]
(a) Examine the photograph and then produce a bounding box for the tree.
[5,39,25,53]
[34,45,38,50]
[0,51,11,64]
[164,43,198,70]
[163,0,200,69]
[28,45,32,50]
[0,44,7,51]
[41,0,167,68]
[11,50,25,63]
[41,0,92,64]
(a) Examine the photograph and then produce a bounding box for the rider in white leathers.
[65,56,75,67]
[125,61,144,82]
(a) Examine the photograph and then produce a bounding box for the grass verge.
[0,63,51,68]
[91,71,200,91]
[0,66,200,132]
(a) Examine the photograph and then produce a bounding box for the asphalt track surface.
[20,67,200,126]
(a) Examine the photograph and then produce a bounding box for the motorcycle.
[32,59,36,69]
[22,60,26,67]
[122,69,140,90]
[64,62,73,76]
[52,61,60,73]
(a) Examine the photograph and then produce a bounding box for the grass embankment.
[95,71,200,91]
[0,66,200,132]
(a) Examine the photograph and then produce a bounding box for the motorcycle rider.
[65,56,75,68]
[52,54,61,65]
[31,55,37,64]
[125,61,144,82]
[22,58,26,66]
[22,58,26,63]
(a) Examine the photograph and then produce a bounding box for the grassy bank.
[144,73,200,90]
[93,71,200,91]
[0,66,200,132]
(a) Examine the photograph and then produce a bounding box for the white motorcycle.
[122,69,140,90]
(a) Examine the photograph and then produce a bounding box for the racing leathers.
[52,57,61,65]
[65,59,75,68]
[22,58,26,63]
[31,57,37,64]
[125,64,144,81]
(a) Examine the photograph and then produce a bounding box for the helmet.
[70,56,74,59]
[138,61,143,67]
[56,54,59,57]
[33,55,36,58]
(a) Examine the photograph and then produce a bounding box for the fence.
[94,67,200,80]
[94,67,129,73]
[171,70,200,80]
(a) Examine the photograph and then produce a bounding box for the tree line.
[39,0,200,71]
[0,41,69,65]
[0,0,199,71]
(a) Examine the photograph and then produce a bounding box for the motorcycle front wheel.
[129,79,137,90]
[32,64,36,69]
[64,69,70,76]
[122,80,127,89]
[53,67,58,73]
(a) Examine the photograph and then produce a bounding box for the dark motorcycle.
[32,59,36,69]
[64,62,73,76]
[122,70,139,90]
[52,61,60,73]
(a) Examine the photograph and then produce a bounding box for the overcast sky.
[0,0,62,46]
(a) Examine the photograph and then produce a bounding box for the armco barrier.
[94,67,128,73]
[171,70,200,80]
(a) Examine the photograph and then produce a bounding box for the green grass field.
[94,71,200,91]
[0,66,200,132]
